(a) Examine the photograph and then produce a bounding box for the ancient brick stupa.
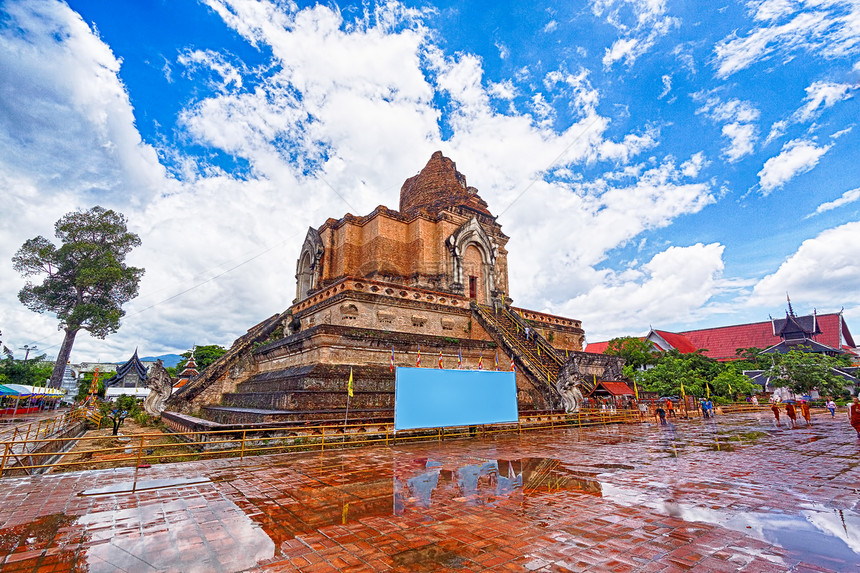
[166,152,607,427]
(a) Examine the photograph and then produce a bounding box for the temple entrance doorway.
[463,244,486,304]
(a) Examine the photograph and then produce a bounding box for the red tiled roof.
[584,341,615,354]
[652,330,698,354]
[679,312,852,361]
[585,313,855,362]
[590,381,634,396]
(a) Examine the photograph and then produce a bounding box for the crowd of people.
[766,396,860,435]
[641,394,860,438]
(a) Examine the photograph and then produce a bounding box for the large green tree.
[12,207,144,388]
[765,348,850,397]
[603,336,659,376]
[174,344,227,373]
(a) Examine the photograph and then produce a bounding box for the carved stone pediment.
[295,227,324,303]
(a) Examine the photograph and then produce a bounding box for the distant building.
[104,350,152,399]
[587,308,858,362]
[173,353,199,391]
[587,304,858,396]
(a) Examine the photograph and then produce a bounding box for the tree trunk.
[50,328,78,389]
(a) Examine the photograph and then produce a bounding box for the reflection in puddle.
[602,483,860,569]
[80,476,210,496]
[394,457,601,515]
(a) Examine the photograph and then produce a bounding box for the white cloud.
[659,74,672,99]
[592,0,679,68]
[809,187,860,216]
[564,243,726,341]
[178,49,244,93]
[603,37,640,67]
[722,122,758,162]
[750,221,860,307]
[695,96,760,161]
[487,79,516,100]
[757,138,832,193]
[748,0,798,22]
[544,20,558,33]
[794,80,855,122]
[495,41,510,60]
[765,119,788,144]
[714,1,860,78]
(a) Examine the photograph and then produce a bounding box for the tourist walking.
[751,395,759,406]
[771,403,781,426]
[826,397,836,418]
[666,398,675,418]
[785,402,798,428]
[850,397,860,438]
[655,406,667,425]
[800,400,811,426]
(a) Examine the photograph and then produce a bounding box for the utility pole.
[19,344,38,361]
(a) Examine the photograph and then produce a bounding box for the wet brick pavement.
[0,410,858,572]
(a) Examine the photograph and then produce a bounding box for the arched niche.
[295,227,324,303]
[446,217,497,303]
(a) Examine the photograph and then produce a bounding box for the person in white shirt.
[826,397,837,418]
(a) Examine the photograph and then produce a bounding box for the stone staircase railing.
[471,302,567,408]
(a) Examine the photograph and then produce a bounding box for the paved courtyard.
[0,410,858,572]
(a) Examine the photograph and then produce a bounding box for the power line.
[498,115,602,217]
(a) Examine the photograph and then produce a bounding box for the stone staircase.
[471,303,596,408]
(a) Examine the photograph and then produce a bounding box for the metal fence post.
[240,430,247,460]
[132,436,146,493]
[0,442,10,477]
[321,426,325,452]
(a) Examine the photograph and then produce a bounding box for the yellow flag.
[706,382,710,399]
[728,382,733,397]
[347,367,354,398]
[633,379,639,401]
[680,380,686,397]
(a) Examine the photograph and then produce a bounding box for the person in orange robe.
[771,403,781,426]
[850,397,860,438]
[785,402,798,428]
[800,400,812,426]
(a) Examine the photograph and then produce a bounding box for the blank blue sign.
[394,367,518,431]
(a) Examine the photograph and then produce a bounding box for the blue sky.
[1,0,859,361]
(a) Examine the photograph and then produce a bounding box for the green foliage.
[13,206,144,337]
[632,349,757,400]
[12,207,144,385]
[175,344,228,372]
[0,354,53,387]
[98,394,141,436]
[732,347,771,370]
[765,348,850,396]
[603,337,659,371]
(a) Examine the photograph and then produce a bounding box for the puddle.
[602,483,860,569]
[394,457,602,515]
[0,513,76,555]
[80,476,211,496]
